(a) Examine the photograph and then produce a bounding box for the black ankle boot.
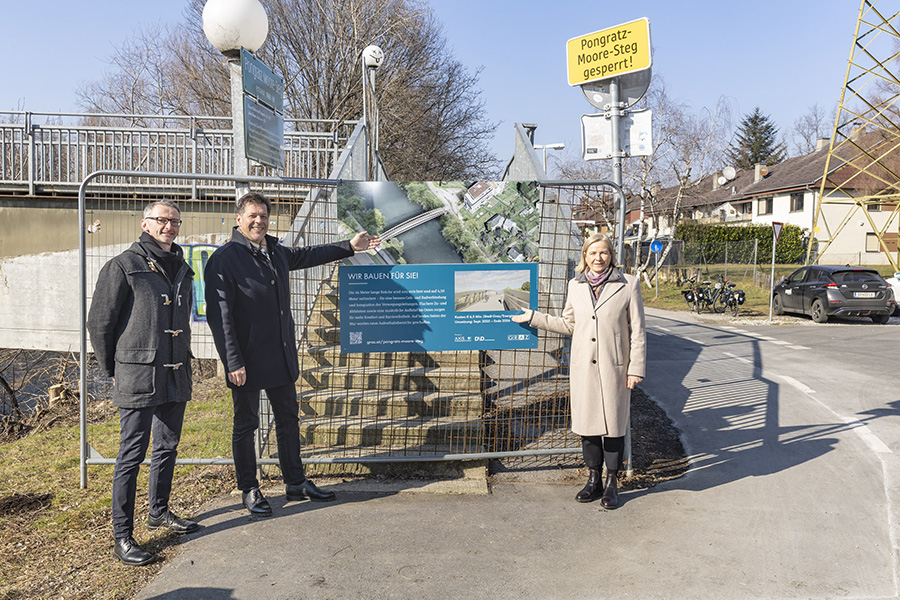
[576,468,603,503]
[600,471,619,510]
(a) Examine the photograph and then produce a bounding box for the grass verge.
[0,378,235,600]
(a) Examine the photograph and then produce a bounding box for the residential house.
[464,181,499,212]
[632,133,898,266]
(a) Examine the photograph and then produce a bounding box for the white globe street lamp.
[202,0,270,197]
[202,0,269,57]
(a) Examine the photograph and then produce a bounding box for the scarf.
[585,267,613,299]
[139,232,184,284]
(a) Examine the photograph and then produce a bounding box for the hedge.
[674,221,808,264]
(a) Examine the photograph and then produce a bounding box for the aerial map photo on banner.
[336,181,541,353]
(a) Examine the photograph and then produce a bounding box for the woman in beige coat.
[512,233,645,509]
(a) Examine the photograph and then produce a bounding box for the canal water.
[0,204,306,259]
[355,182,461,264]
[1,195,461,263]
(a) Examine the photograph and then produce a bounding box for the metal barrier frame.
[78,172,631,487]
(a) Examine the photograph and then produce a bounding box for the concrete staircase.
[293,269,485,472]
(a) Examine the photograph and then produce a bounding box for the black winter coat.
[87,241,194,409]
[204,228,354,390]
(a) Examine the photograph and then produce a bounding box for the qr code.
[349,331,363,345]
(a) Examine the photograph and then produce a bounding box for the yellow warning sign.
[567,18,652,87]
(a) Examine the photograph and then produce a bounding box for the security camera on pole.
[567,18,653,262]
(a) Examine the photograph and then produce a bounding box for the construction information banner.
[339,263,538,353]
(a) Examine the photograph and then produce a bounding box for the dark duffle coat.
[87,241,194,409]
[528,268,646,437]
[203,228,354,391]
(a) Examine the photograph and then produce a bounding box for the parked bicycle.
[683,274,746,316]
[681,276,701,312]
[692,277,721,313]
[718,280,746,316]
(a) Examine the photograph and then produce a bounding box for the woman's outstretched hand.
[511,310,533,324]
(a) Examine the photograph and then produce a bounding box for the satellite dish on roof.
[722,166,736,180]
[717,176,727,186]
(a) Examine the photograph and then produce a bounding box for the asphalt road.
[136,307,900,600]
[640,307,900,598]
[651,309,900,454]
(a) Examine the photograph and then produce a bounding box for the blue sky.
[3,0,862,166]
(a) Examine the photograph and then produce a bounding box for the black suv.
[773,265,895,324]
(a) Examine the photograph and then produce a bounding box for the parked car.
[772,265,896,324]
[886,272,900,316]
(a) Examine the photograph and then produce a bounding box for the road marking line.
[786,345,810,350]
[684,337,703,345]
[722,351,752,364]
[778,374,815,394]
[842,417,893,454]
[777,374,893,454]
[770,340,791,345]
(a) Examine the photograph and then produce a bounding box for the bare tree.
[790,103,837,156]
[78,0,498,180]
[557,76,733,284]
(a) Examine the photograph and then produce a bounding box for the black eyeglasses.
[144,216,183,227]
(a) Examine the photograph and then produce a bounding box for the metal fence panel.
[79,175,622,479]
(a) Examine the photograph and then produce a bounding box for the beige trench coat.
[528,268,646,437]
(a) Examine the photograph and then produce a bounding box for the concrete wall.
[502,124,545,182]
[0,245,218,358]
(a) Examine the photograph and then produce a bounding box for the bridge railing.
[0,111,357,195]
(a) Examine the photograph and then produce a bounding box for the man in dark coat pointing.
[87,200,200,567]
[204,191,380,516]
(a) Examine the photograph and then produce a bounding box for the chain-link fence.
[627,238,765,288]
[80,175,615,482]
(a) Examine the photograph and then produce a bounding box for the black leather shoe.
[600,472,619,510]
[286,479,336,502]
[147,510,200,534]
[242,487,272,516]
[113,537,156,566]
[575,468,603,503]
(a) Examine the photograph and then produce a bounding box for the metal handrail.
[0,111,358,192]
[0,109,353,128]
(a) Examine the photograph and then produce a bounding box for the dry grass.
[0,378,235,600]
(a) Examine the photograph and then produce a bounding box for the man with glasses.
[87,200,199,566]
[204,191,380,516]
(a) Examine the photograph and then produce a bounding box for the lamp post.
[361,45,384,181]
[533,143,565,176]
[202,0,269,199]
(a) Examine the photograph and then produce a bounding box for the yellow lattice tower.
[809,0,900,270]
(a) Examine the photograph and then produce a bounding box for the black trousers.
[581,435,624,473]
[231,382,306,492]
[112,401,186,540]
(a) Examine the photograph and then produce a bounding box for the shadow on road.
[643,313,866,494]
